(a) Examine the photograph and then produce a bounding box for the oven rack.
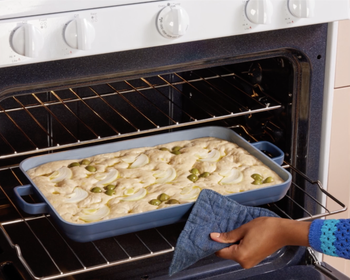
[0,164,346,280]
[0,66,282,160]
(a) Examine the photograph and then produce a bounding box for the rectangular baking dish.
[14,126,292,242]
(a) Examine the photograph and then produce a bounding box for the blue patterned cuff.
[309,219,324,253]
[334,219,350,259]
[309,219,350,259]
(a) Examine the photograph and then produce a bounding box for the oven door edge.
[316,262,350,280]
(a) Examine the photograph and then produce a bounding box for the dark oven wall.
[0,23,331,279]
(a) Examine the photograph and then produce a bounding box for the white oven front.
[0,0,349,68]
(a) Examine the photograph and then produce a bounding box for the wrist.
[281,219,311,247]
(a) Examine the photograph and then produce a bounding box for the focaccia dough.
[27,137,283,224]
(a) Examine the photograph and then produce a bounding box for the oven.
[0,1,349,279]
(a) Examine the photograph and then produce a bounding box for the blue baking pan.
[14,126,291,242]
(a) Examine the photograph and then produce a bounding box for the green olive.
[80,159,91,165]
[68,162,80,168]
[251,173,263,180]
[159,147,170,152]
[149,199,161,206]
[172,150,181,155]
[172,146,182,152]
[91,187,102,193]
[263,177,274,183]
[190,168,200,175]
[199,172,210,178]
[157,193,170,202]
[166,199,180,204]
[104,184,116,191]
[105,189,116,196]
[187,174,198,182]
[252,178,263,185]
[85,165,97,172]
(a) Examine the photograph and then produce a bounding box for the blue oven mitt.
[169,189,279,276]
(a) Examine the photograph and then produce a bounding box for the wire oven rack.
[0,66,282,160]
[0,66,346,279]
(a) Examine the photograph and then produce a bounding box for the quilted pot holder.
[169,189,278,276]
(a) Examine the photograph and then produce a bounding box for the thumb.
[210,227,244,244]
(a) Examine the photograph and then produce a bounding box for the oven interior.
[0,53,346,279]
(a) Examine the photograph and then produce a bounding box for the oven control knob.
[10,24,44,58]
[64,18,96,50]
[245,0,273,24]
[288,0,315,18]
[156,5,189,39]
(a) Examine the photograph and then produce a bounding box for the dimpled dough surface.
[27,137,283,224]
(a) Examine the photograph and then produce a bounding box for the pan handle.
[13,184,49,215]
[251,141,284,165]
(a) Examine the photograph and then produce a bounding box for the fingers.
[215,244,238,260]
[210,218,274,269]
[214,243,257,269]
[210,226,245,244]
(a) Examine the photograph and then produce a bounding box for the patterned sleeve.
[308,219,350,259]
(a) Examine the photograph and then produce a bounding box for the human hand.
[210,217,311,269]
